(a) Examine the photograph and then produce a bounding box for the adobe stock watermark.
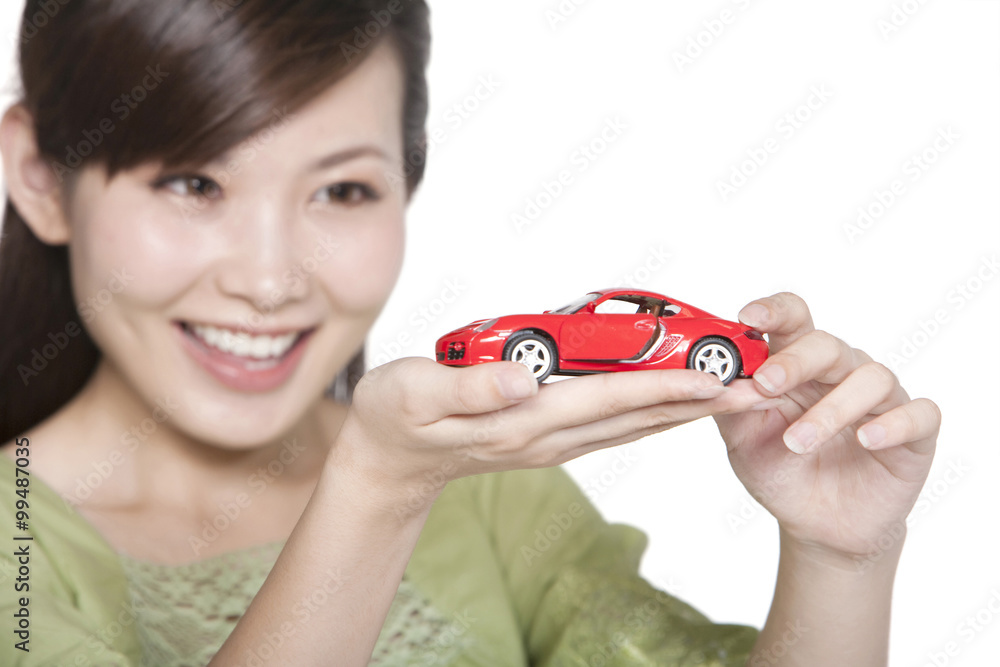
[843,125,958,244]
[189,437,307,556]
[385,74,501,195]
[511,116,629,234]
[727,454,811,533]
[75,598,148,665]
[49,66,169,182]
[430,608,478,654]
[544,0,595,31]
[173,107,296,223]
[61,396,183,508]
[338,0,415,63]
[12,0,71,45]
[921,588,1000,667]
[241,566,349,667]
[853,459,969,573]
[371,278,468,367]
[17,267,134,386]
[610,244,672,290]
[393,408,506,524]
[716,84,833,202]
[583,585,713,665]
[520,502,587,566]
[672,0,757,73]
[579,446,638,504]
[748,620,810,666]
[884,254,997,372]
[877,0,933,41]
[236,234,341,336]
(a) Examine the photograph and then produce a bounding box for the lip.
[173,321,316,393]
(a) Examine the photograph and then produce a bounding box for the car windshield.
[550,292,603,315]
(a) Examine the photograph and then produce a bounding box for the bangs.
[23,0,406,178]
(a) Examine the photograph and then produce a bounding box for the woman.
[0,1,940,665]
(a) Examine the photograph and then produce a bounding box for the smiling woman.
[0,1,943,666]
[0,0,430,442]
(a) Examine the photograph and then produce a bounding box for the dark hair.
[0,0,431,442]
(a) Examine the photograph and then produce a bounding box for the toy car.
[435,288,768,384]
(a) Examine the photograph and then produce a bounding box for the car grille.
[446,342,466,360]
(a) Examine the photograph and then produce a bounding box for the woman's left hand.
[715,292,941,563]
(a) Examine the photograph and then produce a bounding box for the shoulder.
[0,388,99,504]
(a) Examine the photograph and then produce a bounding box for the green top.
[0,452,758,666]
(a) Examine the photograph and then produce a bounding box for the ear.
[0,104,71,245]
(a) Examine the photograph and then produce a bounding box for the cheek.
[69,196,220,317]
[316,212,405,313]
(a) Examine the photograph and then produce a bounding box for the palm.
[715,378,934,557]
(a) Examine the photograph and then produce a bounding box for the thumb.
[437,360,538,416]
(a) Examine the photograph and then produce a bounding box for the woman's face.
[64,41,407,448]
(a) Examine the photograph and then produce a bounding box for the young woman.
[0,1,941,665]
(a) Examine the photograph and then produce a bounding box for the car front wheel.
[503,332,557,382]
[687,336,742,385]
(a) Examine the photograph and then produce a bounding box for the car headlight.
[474,318,499,332]
[743,329,765,341]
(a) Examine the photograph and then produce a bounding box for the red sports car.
[435,288,768,384]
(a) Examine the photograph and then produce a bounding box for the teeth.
[189,324,301,359]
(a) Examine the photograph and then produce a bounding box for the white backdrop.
[1,2,998,665]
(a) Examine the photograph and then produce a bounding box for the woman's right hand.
[328,357,777,517]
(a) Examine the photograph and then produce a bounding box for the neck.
[63,359,345,511]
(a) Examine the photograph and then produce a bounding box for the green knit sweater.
[0,452,757,666]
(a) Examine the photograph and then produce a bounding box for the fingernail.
[496,369,535,401]
[754,365,785,394]
[739,304,768,328]
[784,422,817,454]
[749,397,785,411]
[693,384,727,399]
[858,423,886,449]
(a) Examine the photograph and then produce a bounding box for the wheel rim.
[693,343,734,381]
[510,339,552,378]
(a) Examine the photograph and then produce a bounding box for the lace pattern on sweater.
[117,541,469,666]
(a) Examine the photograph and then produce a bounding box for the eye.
[154,174,223,200]
[312,182,380,207]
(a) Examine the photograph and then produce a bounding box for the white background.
[1,1,998,665]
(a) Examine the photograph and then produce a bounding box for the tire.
[502,331,558,382]
[687,336,742,385]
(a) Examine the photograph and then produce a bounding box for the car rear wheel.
[503,332,557,382]
[687,336,741,385]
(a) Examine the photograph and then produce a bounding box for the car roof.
[591,287,718,319]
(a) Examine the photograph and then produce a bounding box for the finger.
[386,358,539,422]
[857,397,941,456]
[751,329,860,396]
[427,368,728,445]
[546,422,680,467]
[738,292,815,353]
[537,379,780,454]
[781,361,903,454]
[520,368,729,432]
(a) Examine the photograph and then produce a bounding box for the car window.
[595,297,644,315]
[550,292,603,314]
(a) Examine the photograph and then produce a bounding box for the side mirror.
[583,302,597,314]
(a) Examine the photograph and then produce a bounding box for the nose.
[213,198,310,309]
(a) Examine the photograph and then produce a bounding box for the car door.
[558,295,657,361]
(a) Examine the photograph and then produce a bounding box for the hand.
[715,292,941,563]
[329,356,770,514]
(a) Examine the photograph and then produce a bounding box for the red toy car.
[435,288,768,384]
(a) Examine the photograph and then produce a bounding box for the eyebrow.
[197,144,390,173]
[308,145,390,171]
